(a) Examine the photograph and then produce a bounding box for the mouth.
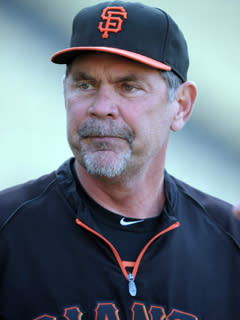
[80,135,131,153]
[80,133,134,146]
[78,119,135,145]
[83,136,124,141]
[82,136,127,147]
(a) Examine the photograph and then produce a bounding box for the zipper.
[128,273,137,297]
[76,218,180,296]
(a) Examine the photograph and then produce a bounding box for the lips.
[82,136,128,152]
[78,119,134,145]
[85,136,124,142]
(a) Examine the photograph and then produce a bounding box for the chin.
[81,149,131,178]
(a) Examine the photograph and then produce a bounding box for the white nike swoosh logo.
[120,217,144,226]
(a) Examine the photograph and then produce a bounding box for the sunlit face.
[64,52,177,178]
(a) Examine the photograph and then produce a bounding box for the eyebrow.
[71,71,96,81]
[71,71,145,84]
[112,74,139,83]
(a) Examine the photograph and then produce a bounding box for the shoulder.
[172,175,232,212]
[169,174,240,247]
[0,171,57,232]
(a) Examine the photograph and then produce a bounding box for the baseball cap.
[51,1,189,82]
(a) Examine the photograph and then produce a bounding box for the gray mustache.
[78,119,134,144]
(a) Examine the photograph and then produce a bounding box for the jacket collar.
[56,158,179,224]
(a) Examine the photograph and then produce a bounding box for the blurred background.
[1,0,239,204]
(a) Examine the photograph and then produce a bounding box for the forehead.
[68,52,162,78]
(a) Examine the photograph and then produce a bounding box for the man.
[0,1,240,319]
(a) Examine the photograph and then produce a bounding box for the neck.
[75,159,166,219]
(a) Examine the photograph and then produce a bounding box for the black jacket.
[0,159,240,319]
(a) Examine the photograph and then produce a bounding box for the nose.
[88,87,119,119]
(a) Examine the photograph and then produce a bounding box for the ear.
[170,81,197,132]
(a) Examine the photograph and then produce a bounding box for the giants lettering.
[63,307,83,320]
[95,303,120,319]
[34,315,56,320]
[131,303,198,320]
[33,303,198,320]
[34,307,82,320]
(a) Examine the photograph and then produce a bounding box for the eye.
[78,80,94,90]
[122,83,136,92]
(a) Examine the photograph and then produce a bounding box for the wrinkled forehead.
[66,51,162,78]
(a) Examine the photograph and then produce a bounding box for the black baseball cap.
[51,1,189,82]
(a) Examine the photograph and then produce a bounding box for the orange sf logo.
[98,6,127,39]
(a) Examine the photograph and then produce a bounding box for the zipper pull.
[128,273,137,296]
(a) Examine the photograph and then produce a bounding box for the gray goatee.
[77,119,135,177]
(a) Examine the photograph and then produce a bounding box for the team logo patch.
[98,6,127,39]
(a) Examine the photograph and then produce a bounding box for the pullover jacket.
[0,159,240,319]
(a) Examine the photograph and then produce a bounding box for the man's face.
[64,52,177,179]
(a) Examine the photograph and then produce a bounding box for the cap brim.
[51,46,171,71]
